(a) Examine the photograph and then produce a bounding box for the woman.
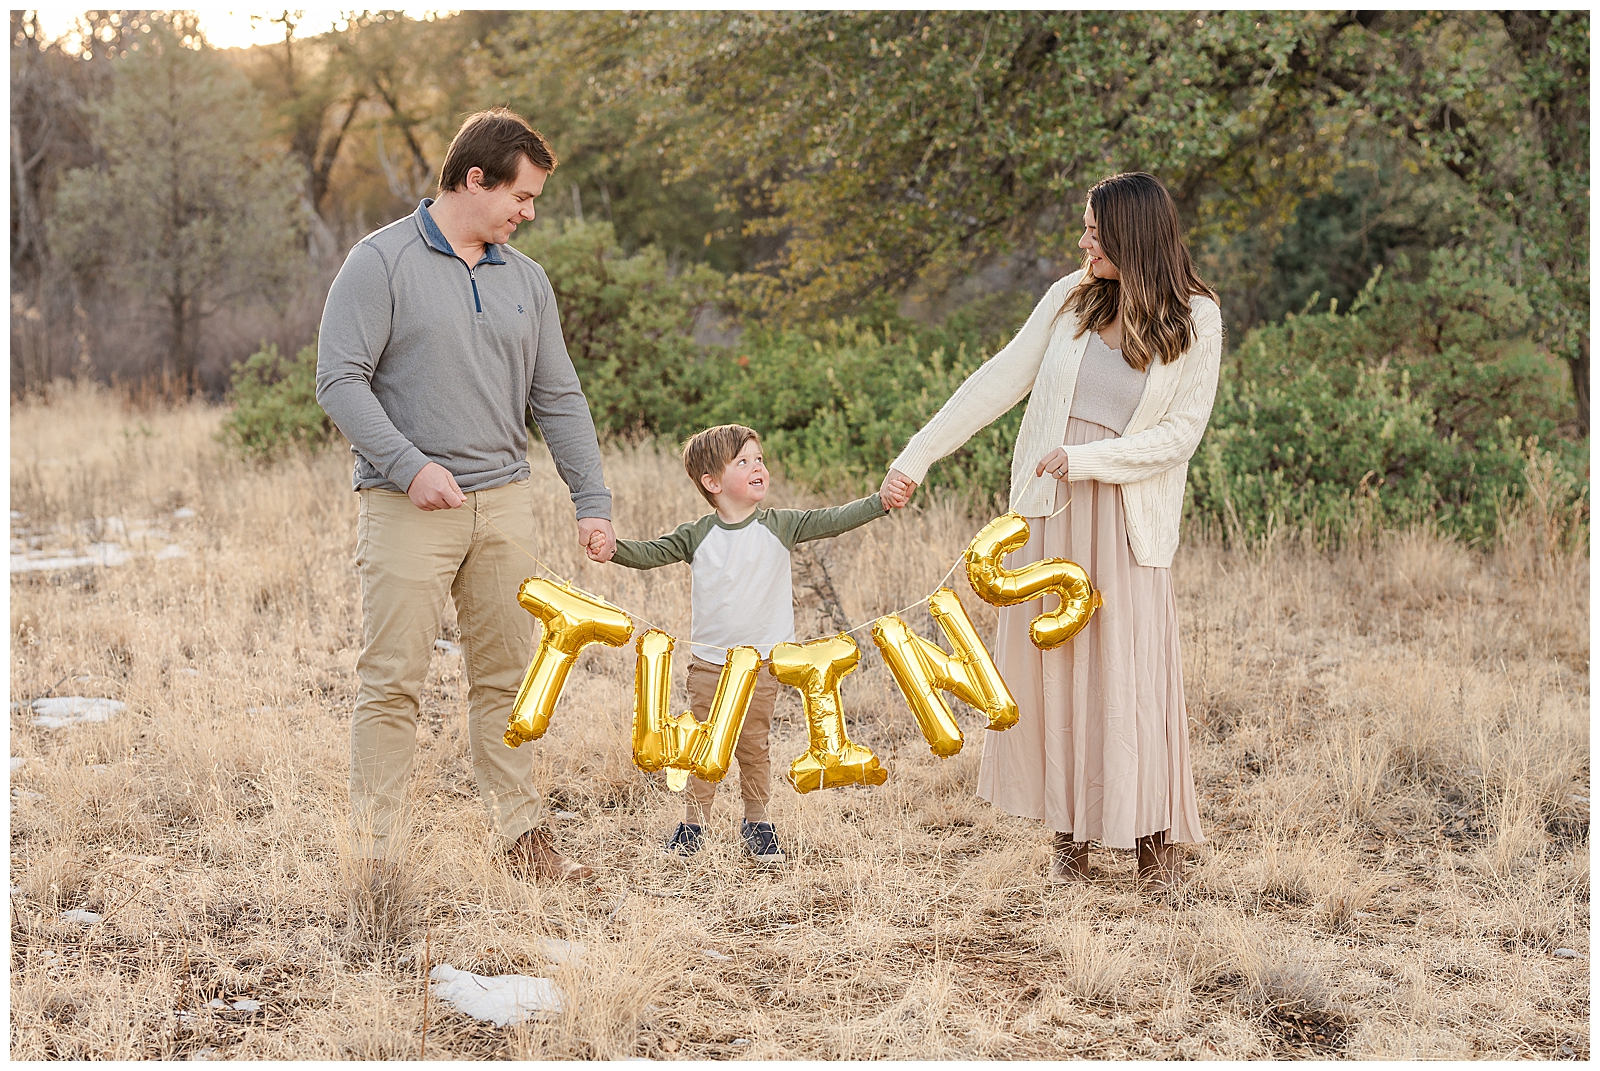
[879,172,1219,889]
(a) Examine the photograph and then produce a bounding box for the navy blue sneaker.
[663,822,704,858]
[739,820,786,865]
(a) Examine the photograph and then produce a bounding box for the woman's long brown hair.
[1060,172,1216,373]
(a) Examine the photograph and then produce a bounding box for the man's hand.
[879,467,918,509]
[1035,448,1070,481]
[579,517,616,563]
[408,462,466,510]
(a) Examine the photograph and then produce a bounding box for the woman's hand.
[1035,448,1070,481]
[880,467,918,509]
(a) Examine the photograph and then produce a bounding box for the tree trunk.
[1570,335,1590,439]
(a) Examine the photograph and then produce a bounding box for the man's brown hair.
[682,424,760,507]
[437,107,557,193]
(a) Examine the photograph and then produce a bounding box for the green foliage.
[49,21,305,384]
[696,298,1033,508]
[513,215,1030,505]
[511,219,726,437]
[527,10,1585,430]
[221,344,334,459]
[1191,251,1584,544]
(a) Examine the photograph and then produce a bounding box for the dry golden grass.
[9,381,1590,1059]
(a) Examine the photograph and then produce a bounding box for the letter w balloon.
[965,512,1101,649]
[871,587,1019,757]
[503,577,633,748]
[631,630,760,788]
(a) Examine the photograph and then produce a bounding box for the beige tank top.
[1068,331,1147,435]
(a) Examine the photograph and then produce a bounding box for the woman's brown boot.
[1050,832,1091,884]
[1137,831,1183,891]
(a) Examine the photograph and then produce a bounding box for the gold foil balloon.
[768,633,887,793]
[631,631,760,786]
[685,646,761,782]
[631,630,694,771]
[965,511,1102,649]
[870,587,1020,757]
[504,577,634,747]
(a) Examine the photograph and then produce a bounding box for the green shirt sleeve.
[611,513,717,570]
[759,493,888,550]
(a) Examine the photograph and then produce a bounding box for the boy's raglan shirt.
[612,494,887,665]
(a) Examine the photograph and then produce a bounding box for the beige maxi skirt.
[976,417,1205,848]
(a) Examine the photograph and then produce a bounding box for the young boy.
[599,424,889,864]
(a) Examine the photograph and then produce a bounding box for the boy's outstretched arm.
[773,492,890,549]
[609,514,716,570]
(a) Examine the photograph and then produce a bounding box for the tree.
[586,11,1366,318]
[572,11,1586,430]
[1351,11,1589,433]
[49,20,305,390]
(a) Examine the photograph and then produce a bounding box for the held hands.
[1035,448,1070,481]
[408,462,466,510]
[879,467,918,509]
[580,517,616,563]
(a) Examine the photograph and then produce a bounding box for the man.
[317,108,612,881]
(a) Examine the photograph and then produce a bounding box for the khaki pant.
[351,480,543,858]
[684,655,779,826]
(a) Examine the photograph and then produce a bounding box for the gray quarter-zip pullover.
[316,199,611,519]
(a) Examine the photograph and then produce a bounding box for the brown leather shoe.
[1050,831,1091,883]
[1137,831,1184,891]
[506,828,593,882]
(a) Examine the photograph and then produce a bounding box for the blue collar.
[416,198,506,265]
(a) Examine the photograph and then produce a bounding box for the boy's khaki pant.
[684,655,779,826]
[350,481,543,859]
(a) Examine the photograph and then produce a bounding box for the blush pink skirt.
[976,417,1205,848]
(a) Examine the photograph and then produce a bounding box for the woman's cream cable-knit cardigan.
[891,270,1223,569]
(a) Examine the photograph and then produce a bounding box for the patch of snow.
[1554,948,1583,959]
[231,999,261,1012]
[701,949,732,961]
[551,810,580,819]
[9,511,23,520]
[731,1038,751,1047]
[178,668,201,678]
[12,789,45,801]
[30,696,127,729]
[429,963,564,1026]
[10,757,25,772]
[11,542,132,573]
[434,638,462,656]
[173,508,197,519]
[156,544,189,560]
[207,998,228,1009]
[61,909,102,924]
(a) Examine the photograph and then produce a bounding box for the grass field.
[9,382,1589,1059]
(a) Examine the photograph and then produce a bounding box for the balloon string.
[471,507,968,652]
[1026,462,1077,517]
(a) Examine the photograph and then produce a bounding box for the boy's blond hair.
[682,424,760,506]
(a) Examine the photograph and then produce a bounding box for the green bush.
[223,233,1581,547]
[695,299,1031,508]
[510,216,1032,507]
[220,342,335,459]
[510,218,725,436]
[1193,250,1585,544]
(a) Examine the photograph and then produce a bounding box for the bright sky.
[32,8,454,52]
